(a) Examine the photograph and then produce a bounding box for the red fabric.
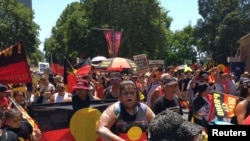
[66,73,77,94]
[76,65,91,76]
[39,128,75,141]
[207,93,215,122]
[74,57,92,76]
[51,55,64,76]
[243,115,250,125]
[119,132,147,141]
[96,85,105,98]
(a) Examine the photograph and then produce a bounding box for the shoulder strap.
[139,103,147,113]
[114,102,147,117]
[104,86,111,99]
[114,102,120,116]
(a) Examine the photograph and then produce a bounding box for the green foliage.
[45,0,173,64]
[196,0,250,63]
[0,0,41,64]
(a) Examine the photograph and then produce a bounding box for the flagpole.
[51,54,54,77]
[64,57,77,78]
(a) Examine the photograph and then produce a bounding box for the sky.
[32,0,201,51]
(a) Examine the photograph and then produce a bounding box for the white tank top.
[55,93,69,103]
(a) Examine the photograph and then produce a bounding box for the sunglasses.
[111,78,121,81]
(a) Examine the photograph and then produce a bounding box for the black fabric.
[0,129,19,141]
[5,121,32,141]
[153,96,183,115]
[104,86,118,100]
[72,93,93,113]
[35,95,44,104]
[191,95,208,128]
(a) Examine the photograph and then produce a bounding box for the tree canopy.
[0,0,42,66]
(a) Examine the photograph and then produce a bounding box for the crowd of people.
[0,63,250,140]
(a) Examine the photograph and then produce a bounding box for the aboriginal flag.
[51,54,64,76]
[63,58,77,93]
[73,57,92,76]
[0,41,32,84]
[27,100,116,141]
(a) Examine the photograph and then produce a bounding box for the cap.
[73,79,90,90]
[0,84,11,93]
[149,109,203,141]
[162,77,178,86]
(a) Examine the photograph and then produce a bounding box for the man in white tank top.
[47,83,72,103]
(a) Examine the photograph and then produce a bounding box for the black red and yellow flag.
[27,100,115,141]
[51,54,64,76]
[0,41,32,84]
[63,58,77,93]
[73,57,92,76]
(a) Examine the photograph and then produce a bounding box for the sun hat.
[73,79,90,90]
[149,109,203,141]
[53,74,63,83]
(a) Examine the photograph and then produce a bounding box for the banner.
[213,92,239,118]
[27,100,115,141]
[104,30,122,57]
[0,41,32,84]
[114,31,122,57]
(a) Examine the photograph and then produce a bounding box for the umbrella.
[91,56,107,62]
[96,57,137,71]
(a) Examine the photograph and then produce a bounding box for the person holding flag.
[191,83,214,129]
[4,108,42,141]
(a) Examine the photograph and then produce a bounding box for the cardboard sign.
[133,54,149,74]
[38,62,49,74]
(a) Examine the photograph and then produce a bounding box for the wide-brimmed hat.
[0,84,11,93]
[149,109,203,141]
[73,79,90,90]
[53,74,63,83]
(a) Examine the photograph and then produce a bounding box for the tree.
[166,26,197,65]
[44,2,89,63]
[45,0,173,63]
[195,0,250,64]
[0,0,40,60]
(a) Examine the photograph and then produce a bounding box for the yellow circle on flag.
[127,126,142,140]
[69,108,102,141]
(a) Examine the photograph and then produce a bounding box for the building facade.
[18,0,32,9]
[237,33,250,72]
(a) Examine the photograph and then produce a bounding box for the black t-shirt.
[72,93,93,113]
[0,129,19,141]
[153,96,183,115]
[5,121,32,141]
